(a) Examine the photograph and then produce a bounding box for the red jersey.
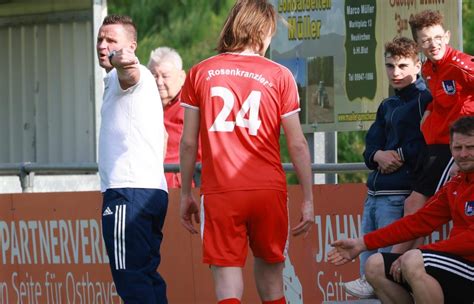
[364,171,474,262]
[421,46,474,145]
[181,53,300,194]
[163,92,202,188]
[164,94,184,165]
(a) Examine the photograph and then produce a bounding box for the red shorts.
[200,189,288,267]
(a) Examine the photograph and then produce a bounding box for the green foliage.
[337,131,368,183]
[463,1,474,54]
[107,0,235,69]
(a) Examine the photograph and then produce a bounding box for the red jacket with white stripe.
[364,171,474,262]
[421,46,474,145]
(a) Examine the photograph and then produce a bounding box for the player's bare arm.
[179,107,200,233]
[281,114,314,237]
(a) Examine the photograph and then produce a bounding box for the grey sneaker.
[342,276,376,299]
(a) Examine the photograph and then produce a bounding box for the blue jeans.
[359,194,406,276]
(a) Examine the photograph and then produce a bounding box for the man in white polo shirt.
[96,14,168,304]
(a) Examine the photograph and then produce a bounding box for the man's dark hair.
[384,37,419,61]
[450,116,474,138]
[102,14,137,42]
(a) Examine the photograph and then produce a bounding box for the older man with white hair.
[148,47,200,187]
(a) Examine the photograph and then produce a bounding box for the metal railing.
[0,162,370,192]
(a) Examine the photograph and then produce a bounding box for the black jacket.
[364,77,432,195]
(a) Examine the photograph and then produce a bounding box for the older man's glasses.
[419,34,447,49]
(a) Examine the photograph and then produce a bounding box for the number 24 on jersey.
[209,86,262,136]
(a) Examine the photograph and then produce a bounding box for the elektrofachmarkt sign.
[270,0,461,132]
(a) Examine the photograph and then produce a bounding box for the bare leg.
[211,266,244,301]
[365,254,413,304]
[391,191,427,253]
[401,250,444,304]
[254,258,284,301]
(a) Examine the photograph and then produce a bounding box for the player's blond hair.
[216,0,276,55]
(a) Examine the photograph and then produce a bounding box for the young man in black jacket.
[342,37,432,298]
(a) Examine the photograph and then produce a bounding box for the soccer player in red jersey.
[179,1,314,304]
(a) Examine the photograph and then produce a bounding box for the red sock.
[218,298,241,304]
[262,297,286,304]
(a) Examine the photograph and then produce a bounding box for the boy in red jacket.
[393,9,474,252]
